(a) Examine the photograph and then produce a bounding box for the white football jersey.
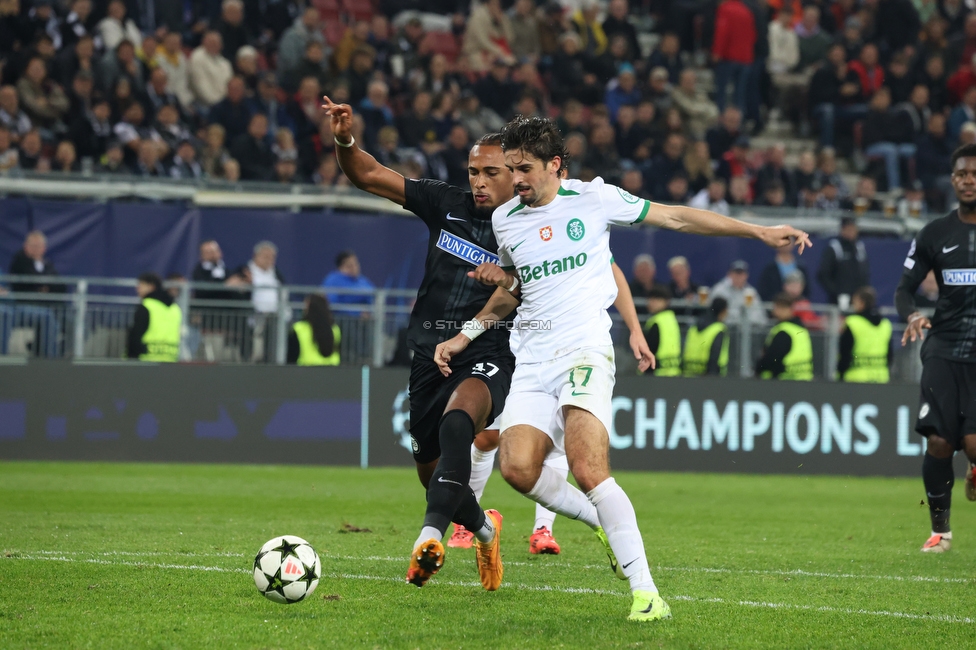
[493,177,650,363]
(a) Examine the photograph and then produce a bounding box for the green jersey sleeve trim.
[506,203,527,217]
[501,265,516,271]
[632,200,651,224]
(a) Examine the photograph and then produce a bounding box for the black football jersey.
[402,178,515,363]
[897,209,976,361]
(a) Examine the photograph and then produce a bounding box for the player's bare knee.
[474,429,499,452]
[926,434,955,459]
[569,458,610,494]
[499,455,539,493]
[963,433,976,462]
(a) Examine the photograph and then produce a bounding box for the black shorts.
[916,356,976,448]
[407,353,515,464]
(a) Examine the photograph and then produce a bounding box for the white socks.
[414,525,442,550]
[587,477,657,593]
[473,513,495,543]
[527,464,600,529]
[534,454,568,530]
[469,444,497,502]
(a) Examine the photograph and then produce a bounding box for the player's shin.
[526,464,600,529]
[587,477,657,593]
[416,410,477,547]
[923,453,954,534]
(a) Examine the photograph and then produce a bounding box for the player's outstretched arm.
[611,261,654,372]
[322,95,406,205]
[642,203,813,254]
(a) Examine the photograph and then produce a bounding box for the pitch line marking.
[3,554,974,625]
[7,549,975,585]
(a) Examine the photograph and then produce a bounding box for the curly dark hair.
[499,115,569,173]
[951,143,976,169]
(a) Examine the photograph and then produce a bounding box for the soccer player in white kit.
[435,116,812,621]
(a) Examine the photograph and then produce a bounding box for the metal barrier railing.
[0,274,925,382]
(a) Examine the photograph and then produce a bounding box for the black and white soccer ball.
[252,535,322,604]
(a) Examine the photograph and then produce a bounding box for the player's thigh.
[498,423,555,492]
[917,357,963,452]
[562,406,611,493]
[444,377,492,432]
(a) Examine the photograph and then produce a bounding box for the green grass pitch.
[1,461,974,649]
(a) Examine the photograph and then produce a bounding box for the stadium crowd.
[0,0,968,212]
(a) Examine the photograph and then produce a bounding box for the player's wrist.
[334,135,354,148]
[503,275,520,292]
[908,312,925,324]
[459,318,485,341]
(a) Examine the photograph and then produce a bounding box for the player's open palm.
[902,314,932,345]
[434,335,470,376]
[468,263,509,287]
[760,225,813,254]
[321,96,352,141]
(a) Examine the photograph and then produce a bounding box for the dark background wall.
[0,198,912,304]
[2,364,963,478]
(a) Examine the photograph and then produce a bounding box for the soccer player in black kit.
[897,143,976,553]
[322,96,654,588]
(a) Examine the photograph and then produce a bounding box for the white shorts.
[499,346,616,454]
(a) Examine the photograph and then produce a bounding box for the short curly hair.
[499,115,569,173]
[951,143,976,169]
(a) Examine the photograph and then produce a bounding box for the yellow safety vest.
[294,321,341,366]
[761,321,813,380]
[842,314,891,383]
[140,297,181,362]
[683,321,729,377]
[643,309,682,376]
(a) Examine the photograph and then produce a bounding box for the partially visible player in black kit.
[897,143,976,553]
[322,96,512,590]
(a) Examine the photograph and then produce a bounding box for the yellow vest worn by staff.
[683,321,729,377]
[294,321,341,366]
[644,309,682,376]
[843,314,891,383]
[140,297,182,362]
[761,321,813,380]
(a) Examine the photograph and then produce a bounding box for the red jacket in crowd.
[848,61,885,100]
[712,0,757,64]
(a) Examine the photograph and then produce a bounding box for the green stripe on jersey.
[507,203,527,217]
[633,200,651,224]
[501,265,516,271]
[557,186,580,196]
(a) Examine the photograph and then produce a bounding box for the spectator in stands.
[727,174,753,206]
[896,84,931,142]
[0,126,18,171]
[643,67,673,116]
[782,270,821,329]
[940,0,968,35]
[571,0,608,57]
[605,64,640,122]
[874,0,922,56]
[920,54,949,113]
[359,79,394,152]
[508,0,541,62]
[767,7,800,82]
[619,168,647,199]
[670,69,718,139]
[818,216,871,306]
[18,128,45,170]
[61,0,93,51]
[841,175,884,212]
[796,5,832,71]
[127,272,181,362]
[113,102,159,167]
[538,2,570,56]
[550,32,601,105]
[189,31,234,110]
[8,230,62,294]
[154,104,192,154]
[475,59,522,121]
[861,87,916,190]
[601,0,640,60]
[814,178,842,210]
[648,132,687,198]
[52,140,78,172]
[717,136,753,182]
[948,52,976,105]
[341,46,376,107]
[949,84,976,142]
[278,7,323,84]
[658,171,686,202]
[898,179,929,216]
[97,0,141,53]
[217,0,250,62]
[56,33,95,89]
[759,243,810,301]
[287,77,324,140]
[286,41,329,95]
[706,106,742,161]
[712,0,756,115]
[683,139,714,194]
[200,123,230,178]
[689,177,731,215]
[98,39,145,96]
[154,32,193,111]
[442,124,470,188]
[234,241,285,317]
[463,0,515,72]
[235,45,260,92]
[849,43,885,100]
[667,256,699,304]
[97,139,126,174]
[230,112,274,181]
[916,112,954,210]
[170,140,203,180]
[711,260,766,326]
[220,158,240,182]
[583,122,620,179]
[647,32,682,85]
[132,139,167,176]
[615,105,644,161]
[810,43,867,148]
[209,76,253,142]
[593,34,632,84]
[755,293,813,380]
[299,115,335,176]
[66,69,94,118]
[322,250,375,318]
[142,67,180,119]
[17,56,68,131]
[273,148,300,184]
[886,53,915,105]
[397,90,436,148]
[628,254,668,311]
[250,73,293,138]
[67,89,111,159]
[0,86,32,142]
[332,21,370,75]
[754,144,794,203]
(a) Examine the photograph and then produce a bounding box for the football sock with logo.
[587,478,657,592]
[419,410,478,539]
[923,453,954,534]
[527,464,600,529]
[534,454,568,530]
[469,444,497,503]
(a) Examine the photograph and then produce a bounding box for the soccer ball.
[252,535,322,604]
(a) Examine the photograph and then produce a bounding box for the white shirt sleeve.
[599,182,652,227]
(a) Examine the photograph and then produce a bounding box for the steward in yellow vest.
[643,287,682,376]
[127,272,182,362]
[682,297,730,376]
[838,286,891,383]
[756,293,813,380]
[287,294,340,366]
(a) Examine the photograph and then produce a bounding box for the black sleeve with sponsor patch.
[402,178,515,363]
[896,210,976,361]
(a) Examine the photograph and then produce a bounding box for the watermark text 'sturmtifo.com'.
[422,320,552,331]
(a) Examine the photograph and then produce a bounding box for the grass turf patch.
[1,462,974,648]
